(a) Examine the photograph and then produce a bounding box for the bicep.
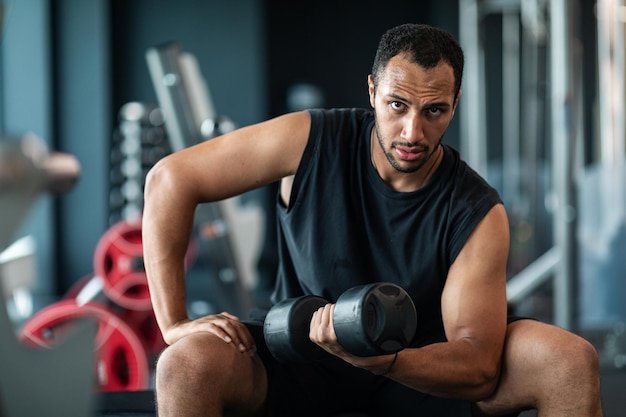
[441,204,509,350]
[160,111,311,203]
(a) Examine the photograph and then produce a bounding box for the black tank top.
[274,108,502,347]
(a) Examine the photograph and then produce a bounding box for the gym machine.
[146,42,258,319]
[0,134,95,417]
[459,0,626,372]
[1,135,163,413]
[459,0,579,330]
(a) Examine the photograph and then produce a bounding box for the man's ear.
[452,90,462,117]
[367,74,375,108]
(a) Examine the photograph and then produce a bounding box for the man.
[142,23,603,416]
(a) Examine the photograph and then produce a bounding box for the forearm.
[374,339,500,401]
[142,160,197,343]
[311,305,502,401]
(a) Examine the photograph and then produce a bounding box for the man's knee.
[474,321,603,416]
[155,332,268,415]
[510,320,602,410]
[156,333,233,388]
[548,331,600,382]
[508,320,599,371]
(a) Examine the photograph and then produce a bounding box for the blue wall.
[54,0,112,292]
[1,0,55,295]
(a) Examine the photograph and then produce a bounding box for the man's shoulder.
[442,145,502,206]
[307,108,374,143]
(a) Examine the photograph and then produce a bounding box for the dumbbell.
[263,282,417,363]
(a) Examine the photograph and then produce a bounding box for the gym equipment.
[109,102,170,225]
[145,42,234,149]
[120,307,164,359]
[93,218,197,312]
[93,218,151,311]
[333,283,417,357]
[19,299,150,392]
[263,283,417,362]
[146,42,256,318]
[17,218,177,396]
[64,274,165,360]
[72,218,193,359]
[1,236,37,322]
[1,302,95,417]
[263,295,329,362]
[0,133,80,251]
[0,134,95,417]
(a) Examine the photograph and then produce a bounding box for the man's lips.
[394,146,424,161]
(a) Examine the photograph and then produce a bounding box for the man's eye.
[428,107,441,115]
[391,101,404,110]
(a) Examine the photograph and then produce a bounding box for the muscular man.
[143,23,603,416]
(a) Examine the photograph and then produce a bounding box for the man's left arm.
[311,203,510,401]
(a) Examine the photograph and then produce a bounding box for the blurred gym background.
[1,0,625,416]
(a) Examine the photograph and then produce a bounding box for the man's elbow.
[466,362,501,401]
[144,157,176,203]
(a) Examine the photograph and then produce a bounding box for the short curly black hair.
[371,23,464,98]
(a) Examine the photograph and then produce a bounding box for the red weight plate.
[122,308,166,359]
[94,218,198,311]
[19,299,150,392]
[93,219,152,311]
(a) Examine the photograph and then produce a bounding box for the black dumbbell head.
[263,296,329,363]
[333,283,417,357]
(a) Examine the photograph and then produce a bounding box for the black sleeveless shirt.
[274,108,502,348]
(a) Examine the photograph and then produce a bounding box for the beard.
[374,118,443,174]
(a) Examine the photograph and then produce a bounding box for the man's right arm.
[142,111,311,347]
